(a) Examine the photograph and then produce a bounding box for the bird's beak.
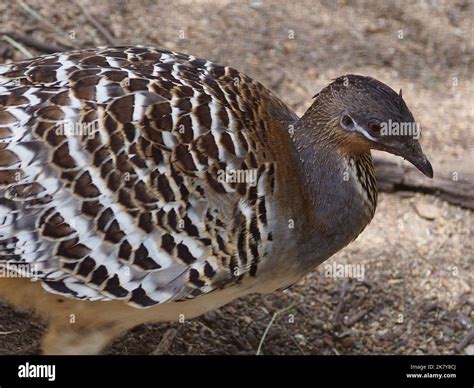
[404,151,433,178]
[377,138,434,178]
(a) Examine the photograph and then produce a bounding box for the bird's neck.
[259,93,377,269]
[272,117,377,270]
[293,102,377,209]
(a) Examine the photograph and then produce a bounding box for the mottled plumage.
[0,46,431,353]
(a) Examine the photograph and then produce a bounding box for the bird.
[0,46,433,354]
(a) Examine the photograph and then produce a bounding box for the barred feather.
[0,46,295,307]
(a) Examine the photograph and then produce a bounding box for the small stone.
[465,344,474,355]
[226,306,237,315]
[415,202,440,220]
[295,334,306,344]
[283,42,295,53]
[442,326,454,337]
[307,67,318,78]
[312,318,324,329]
[202,311,217,323]
[342,336,355,349]
[250,0,264,9]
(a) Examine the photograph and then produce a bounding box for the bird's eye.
[368,122,381,134]
[341,115,354,128]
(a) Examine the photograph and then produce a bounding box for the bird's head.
[303,74,433,178]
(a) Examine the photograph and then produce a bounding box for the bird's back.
[0,46,297,307]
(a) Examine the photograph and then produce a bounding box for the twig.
[256,301,300,355]
[15,0,75,49]
[150,328,177,355]
[17,0,65,37]
[195,321,218,337]
[256,312,278,356]
[455,328,474,353]
[1,30,67,54]
[373,152,474,210]
[1,35,33,58]
[74,0,118,45]
[332,278,349,327]
[344,307,373,327]
[281,322,305,355]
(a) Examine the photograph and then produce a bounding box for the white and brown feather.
[0,46,292,307]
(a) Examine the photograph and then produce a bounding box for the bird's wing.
[0,46,287,307]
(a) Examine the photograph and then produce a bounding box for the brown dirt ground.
[0,0,472,355]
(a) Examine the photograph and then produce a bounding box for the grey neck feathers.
[285,117,377,271]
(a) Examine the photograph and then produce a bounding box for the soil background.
[0,0,472,355]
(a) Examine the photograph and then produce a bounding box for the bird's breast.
[263,151,377,277]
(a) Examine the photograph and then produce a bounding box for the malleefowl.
[0,46,432,354]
